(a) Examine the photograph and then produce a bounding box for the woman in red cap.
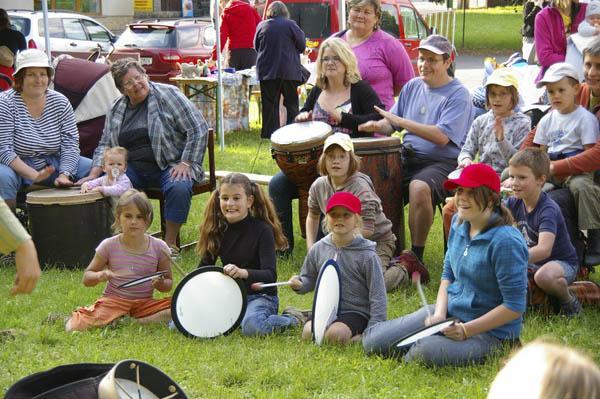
[363,163,528,366]
[289,191,387,345]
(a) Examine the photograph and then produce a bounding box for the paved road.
[455,54,485,91]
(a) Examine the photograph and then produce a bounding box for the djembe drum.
[271,121,332,237]
[26,187,114,268]
[353,136,405,252]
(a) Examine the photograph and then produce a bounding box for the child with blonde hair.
[65,189,172,331]
[80,146,132,196]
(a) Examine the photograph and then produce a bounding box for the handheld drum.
[393,317,459,352]
[311,259,342,345]
[98,360,187,399]
[26,187,114,268]
[352,136,405,252]
[171,266,247,338]
[271,121,332,237]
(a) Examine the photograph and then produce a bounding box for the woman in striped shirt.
[0,49,91,208]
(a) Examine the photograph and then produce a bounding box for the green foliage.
[2,117,600,397]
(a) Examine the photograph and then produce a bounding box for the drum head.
[394,317,458,349]
[171,266,247,338]
[98,359,187,399]
[311,259,341,345]
[271,121,332,151]
[26,187,103,205]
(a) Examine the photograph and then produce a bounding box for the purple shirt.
[342,29,414,110]
[85,173,132,197]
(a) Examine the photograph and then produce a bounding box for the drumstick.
[136,364,142,399]
[161,248,186,276]
[250,281,292,290]
[412,272,432,318]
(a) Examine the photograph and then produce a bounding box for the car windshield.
[115,26,177,48]
[9,16,31,36]
[286,3,330,38]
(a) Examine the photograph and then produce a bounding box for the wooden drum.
[271,121,332,237]
[353,136,405,252]
[26,188,114,268]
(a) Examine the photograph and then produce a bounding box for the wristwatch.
[61,171,74,181]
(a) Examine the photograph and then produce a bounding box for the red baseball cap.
[326,192,361,214]
[443,163,500,193]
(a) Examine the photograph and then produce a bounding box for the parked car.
[258,0,429,73]
[7,10,117,58]
[113,19,216,84]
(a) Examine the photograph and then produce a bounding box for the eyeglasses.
[122,74,147,88]
[322,56,342,64]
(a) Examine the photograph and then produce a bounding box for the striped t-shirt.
[0,89,80,174]
[98,235,171,300]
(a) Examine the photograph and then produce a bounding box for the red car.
[258,0,430,73]
[113,19,216,84]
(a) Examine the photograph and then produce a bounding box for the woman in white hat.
[0,48,91,209]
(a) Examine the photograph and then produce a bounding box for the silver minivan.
[7,10,117,58]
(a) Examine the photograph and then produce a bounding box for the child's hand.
[458,159,472,168]
[501,178,513,189]
[223,264,248,279]
[288,275,303,291]
[97,269,116,282]
[80,182,89,193]
[494,116,505,142]
[151,275,168,290]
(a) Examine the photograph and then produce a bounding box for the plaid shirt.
[93,82,208,181]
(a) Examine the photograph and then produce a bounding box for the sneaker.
[169,245,181,261]
[559,295,582,318]
[282,306,311,325]
[396,250,430,284]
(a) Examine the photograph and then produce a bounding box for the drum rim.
[171,265,248,339]
[393,317,459,348]
[311,259,342,344]
[270,121,332,149]
[26,187,104,205]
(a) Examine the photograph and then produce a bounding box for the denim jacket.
[442,215,528,340]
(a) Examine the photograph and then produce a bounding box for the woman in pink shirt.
[335,0,414,110]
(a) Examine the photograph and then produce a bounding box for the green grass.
[2,111,600,398]
[431,6,522,52]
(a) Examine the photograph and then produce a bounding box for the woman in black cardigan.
[295,37,383,137]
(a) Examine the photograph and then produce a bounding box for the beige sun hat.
[0,46,14,68]
[14,49,53,75]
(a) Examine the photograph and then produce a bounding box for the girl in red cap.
[289,191,387,345]
[363,163,528,366]
[306,133,429,292]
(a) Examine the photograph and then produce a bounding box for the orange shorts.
[68,295,171,331]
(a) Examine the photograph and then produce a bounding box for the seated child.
[506,148,581,316]
[577,0,600,37]
[80,146,132,196]
[363,164,528,367]
[533,62,600,250]
[65,189,173,331]
[197,173,303,336]
[488,340,600,399]
[290,192,387,345]
[307,133,429,291]
[443,68,531,238]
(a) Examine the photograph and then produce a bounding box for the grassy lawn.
[429,6,522,52]
[2,110,600,398]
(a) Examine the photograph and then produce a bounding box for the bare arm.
[443,304,521,341]
[82,253,113,287]
[11,240,41,296]
[528,231,555,264]
[153,248,173,292]
[305,211,320,250]
[373,105,450,145]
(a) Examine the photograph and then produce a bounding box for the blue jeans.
[126,164,193,224]
[241,294,298,336]
[0,155,92,200]
[268,171,298,250]
[363,305,506,367]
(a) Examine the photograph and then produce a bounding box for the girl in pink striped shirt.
[66,189,172,331]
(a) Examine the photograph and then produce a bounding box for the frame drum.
[394,317,458,352]
[271,121,332,237]
[26,187,114,268]
[171,266,247,338]
[352,137,405,252]
[311,259,342,345]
